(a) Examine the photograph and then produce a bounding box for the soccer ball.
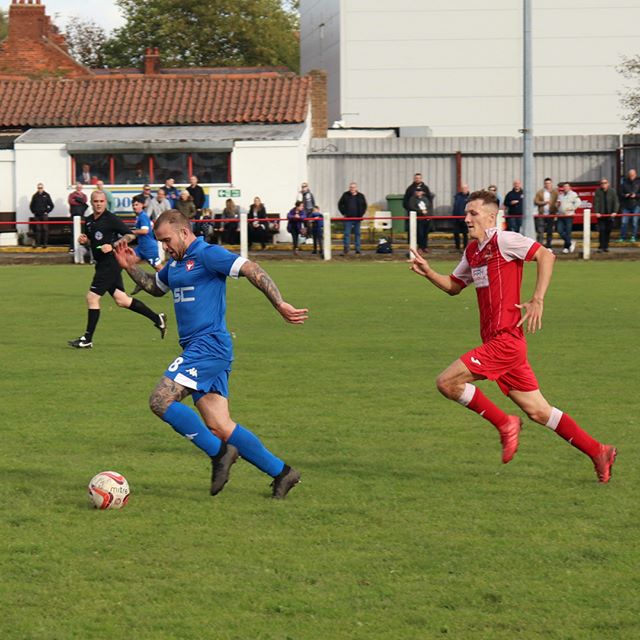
[88,471,130,510]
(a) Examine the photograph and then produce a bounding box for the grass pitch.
[1,259,638,639]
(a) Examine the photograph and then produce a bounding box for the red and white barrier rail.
[1,212,638,262]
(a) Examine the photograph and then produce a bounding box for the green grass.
[1,260,639,639]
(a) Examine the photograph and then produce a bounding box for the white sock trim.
[457,383,476,407]
[546,407,563,431]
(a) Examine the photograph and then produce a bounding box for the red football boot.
[498,416,522,464]
[592,445,617,483]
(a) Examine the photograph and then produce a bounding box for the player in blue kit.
[114,209,307,498]
[130,195,162,295]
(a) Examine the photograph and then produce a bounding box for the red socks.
[547,408,601,457]
[459,384,509,429]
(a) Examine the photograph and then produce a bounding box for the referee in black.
[68,190,166,349]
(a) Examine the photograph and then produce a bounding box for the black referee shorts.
[89,262,125,297]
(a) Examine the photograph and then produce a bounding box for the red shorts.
[460,331,539,396]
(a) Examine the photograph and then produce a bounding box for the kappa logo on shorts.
[186,367,198,378]
[186,260,195,271]
[471,356,482,366]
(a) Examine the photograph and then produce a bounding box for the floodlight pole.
[521,0,536,240]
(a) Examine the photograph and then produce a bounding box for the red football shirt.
[450,228,541,343]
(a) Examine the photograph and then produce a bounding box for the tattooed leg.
[151,377,224,458]
[149,376,191,417]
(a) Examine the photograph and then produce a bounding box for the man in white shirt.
[556,182,581,253]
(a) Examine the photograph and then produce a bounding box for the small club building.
[0,0,328,244]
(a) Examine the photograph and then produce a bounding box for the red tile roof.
[0,75,311,128]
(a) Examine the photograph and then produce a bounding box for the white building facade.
[300,0,640,137]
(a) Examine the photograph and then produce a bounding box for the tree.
[618,55,640,131]
[63,16,109,68]
[102,0,299,72]
[0,8,8,42]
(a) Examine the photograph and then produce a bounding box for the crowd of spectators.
[22,168,640,255]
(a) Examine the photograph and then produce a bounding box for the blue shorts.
[163,339,232,402]
[135,246,161,267]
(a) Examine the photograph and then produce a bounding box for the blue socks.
[161,406,284,478]
[162,402,222,457]
[228,424,285,477]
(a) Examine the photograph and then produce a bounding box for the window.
[114,154,150,184]
[191,152,230,184]
[71,151,232,185]
[153,153,188,184]
[74,154,109,185]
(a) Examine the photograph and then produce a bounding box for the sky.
[2,0,125,34]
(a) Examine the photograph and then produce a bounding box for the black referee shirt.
[84,211,131,265]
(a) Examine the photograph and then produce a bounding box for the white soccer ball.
[88,471,130,510]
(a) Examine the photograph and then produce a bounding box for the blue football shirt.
[156,237,246,357]
[135,211,158,255]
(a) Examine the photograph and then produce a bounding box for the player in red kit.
[409,189,616,482]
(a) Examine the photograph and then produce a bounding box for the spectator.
[147,188,172,222]
[78,163,97,185]
[287,201,306,255]
[593,178,619,253]
[338,182,367,255]
[556,182,581,253]
[504,180,524,233]
[163,178,180,208]
[452,184,470,251]
[137,184,154,209]
[248,196,269,250]
[175,190,196,220]
[487,184,502,208]
[198,210,216,244]
[408,186,432,254]
[299,182,316,236]
[68,182,89,253]
[187,175,206,215]
[29,182,54,248]
[403,173,434,227]
[308,205,324,255]
[618,168,639,242]
[533,178,559,249]
[95,180,115,212]
[221,199,240,245]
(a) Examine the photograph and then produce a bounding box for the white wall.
[13,143,70,222]
[301,0,640,136]
[231,134,310,236]
[0,149,15,213]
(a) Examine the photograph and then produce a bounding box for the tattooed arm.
[240,260,308,324]
[113,243,167,297]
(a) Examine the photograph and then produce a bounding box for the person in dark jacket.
[68,182,89,253]
[452,184,470,250]
[287,201,306,254]
[248,196,269,250]
[403,173,434,232]
[408,187,432,253]
[338,182,367,255]
[187,175,206,232]
[29,182,54,248]
[593,178,619,252]
[504,180,524,233]
[618,168,639,242]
